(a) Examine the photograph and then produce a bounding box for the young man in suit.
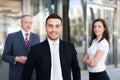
[22,14,81,80]
[2,15,40,80]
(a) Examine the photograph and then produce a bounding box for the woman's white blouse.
[87,38,109,72]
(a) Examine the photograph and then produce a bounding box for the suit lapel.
[45,39,51,62]
[59,40,65,73]
[29,32,34,47]
[43,39,51,74]
[17,31,26,47]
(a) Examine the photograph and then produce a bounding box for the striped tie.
[25,33,29,48]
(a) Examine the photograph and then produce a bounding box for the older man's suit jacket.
[2,31,40,80]
[22,39,81,80]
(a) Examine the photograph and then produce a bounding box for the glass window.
[88,0,116,5]
[118,9,120,64]
[0,0,22,55]
[31,0,62,42]
[30,0,51,42]
[69,0,85,70]
[86,4,114,65]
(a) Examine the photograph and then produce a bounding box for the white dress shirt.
[21,29,30,41]
[48,38,63,80]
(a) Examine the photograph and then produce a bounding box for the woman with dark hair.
[83,18,110,80]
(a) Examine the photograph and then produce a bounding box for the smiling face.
[93,21,105,39]
[45,18,62,42]
[21,16,32,32]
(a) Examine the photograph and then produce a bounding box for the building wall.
[0,0,120,70]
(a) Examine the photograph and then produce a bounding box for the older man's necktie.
[25,33,29,48]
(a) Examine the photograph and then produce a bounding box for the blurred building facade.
[0,0,120,70]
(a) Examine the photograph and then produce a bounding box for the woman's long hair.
[89,18,110,47]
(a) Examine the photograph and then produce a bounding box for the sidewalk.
[0,61,9,80]
[81,67,120,80]
[0,61,120,80]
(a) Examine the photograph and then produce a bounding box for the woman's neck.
[96,36,102,40]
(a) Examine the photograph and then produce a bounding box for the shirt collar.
[47,38,59,46]
[21,29,30,35]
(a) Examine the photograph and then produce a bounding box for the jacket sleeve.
[22,46,36,80]
[71,43,81,80]
[2,34,16,65]
[36,34,40,43]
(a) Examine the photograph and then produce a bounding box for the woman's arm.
[83,54,93,67]
[90,50,104,67]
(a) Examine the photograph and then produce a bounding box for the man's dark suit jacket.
[22,39,81,80]
[2,31,40,80]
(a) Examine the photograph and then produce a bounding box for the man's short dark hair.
[45,13,62,25]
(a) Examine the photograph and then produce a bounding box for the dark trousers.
[31,69,36,80]
[89,71,110,80]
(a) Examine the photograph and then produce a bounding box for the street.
[0,60,120,80]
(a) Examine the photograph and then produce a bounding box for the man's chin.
[51,38,58,41]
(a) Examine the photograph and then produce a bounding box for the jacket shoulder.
[6,31,20,38]
[31,40,46,48]
[30,32,38,36]
[61,40,74,46]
